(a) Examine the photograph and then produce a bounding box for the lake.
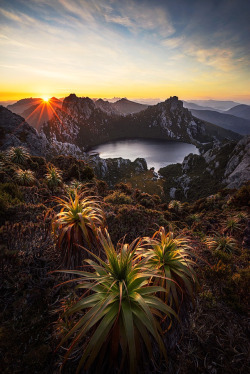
[89,139,199,171]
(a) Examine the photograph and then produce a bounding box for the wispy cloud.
[101,0,175,37]
[161,36,184,49]
[0,0,249,101]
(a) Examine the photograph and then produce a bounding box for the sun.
[43,97,49,102]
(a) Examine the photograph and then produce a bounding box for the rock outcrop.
[223,136,250,188]
[0,106,48,156]
[89,155,147,186]
[159,136,250,201]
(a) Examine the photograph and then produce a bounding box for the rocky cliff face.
[159,136,250,201]
[89,155,147,186]
[0,106,48,156]
[223,136,250,188]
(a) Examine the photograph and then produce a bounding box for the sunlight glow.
[43,97,49,102]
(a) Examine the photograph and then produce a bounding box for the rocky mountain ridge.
[41,94,241,150]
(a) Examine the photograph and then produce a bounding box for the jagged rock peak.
[62,94,96,119]
[163,96,184,111]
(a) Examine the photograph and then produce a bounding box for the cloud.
[101,0,175,37]
[161,36,184,49]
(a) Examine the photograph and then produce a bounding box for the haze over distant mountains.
[184,100,241,111]
[182,102,250,135]
[226,105,250,120]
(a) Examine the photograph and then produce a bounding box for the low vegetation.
[57,229,176,373]
[52,189,105,268]
[7,146,30,164]
[0,148,249,374]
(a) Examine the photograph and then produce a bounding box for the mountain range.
[189,109,250,135]
[0,93,249,193]
[226,104,250,120]
[41,94,241,150]
[5,96,250,137]
[184,99,241,111]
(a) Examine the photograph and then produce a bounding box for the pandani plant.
[205,234,237,253]
[56,228,176,374]
[52,188,105,268]
[136,226,197,309]
[15,168,36,186]
[45,164,63,188]
[7,146,30,164]
[224,217,241,234]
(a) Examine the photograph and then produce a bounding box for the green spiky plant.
[7,146,30,164]
[205,235,237,253]
[52,189,105,268]
[168,200,182,213]
[137,227,197,309]
[56,228,176,374]
[45,164,63,189]
[15,168,36,186]
[224,218,241,234]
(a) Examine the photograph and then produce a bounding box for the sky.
[0,0,250,103]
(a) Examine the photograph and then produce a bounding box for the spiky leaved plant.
[15,168,36,186]
[205,235,237,253]
[168,200,182,213]
[45,164,63,188]
[66,180,85,198]
[224,218,241,234]
[137,227,197,309]
[56,229,176,374]
[52,189,105,268]
[7,146,30,164]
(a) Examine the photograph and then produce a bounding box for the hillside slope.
[190,109,250,135]
[226,104,250,120]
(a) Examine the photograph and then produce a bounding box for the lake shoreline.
[87,138,199,171]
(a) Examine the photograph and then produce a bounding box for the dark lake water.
[89,139,199,171]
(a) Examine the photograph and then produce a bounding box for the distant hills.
[7,97,62,129]
[7,98,44,114]
[189,109,250,135]
[112,98,148,114]
[182,101,250,135]
[226,104,250,120]
[183,101,224,112]
[184,99,241,111]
